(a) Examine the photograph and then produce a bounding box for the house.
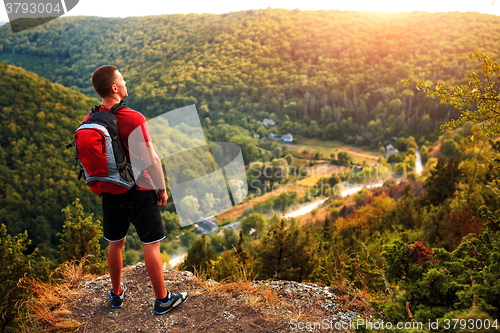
[281,133,293,142]
[386,144,398,158]
[262,118,275,127]
[253,134,259,138]
[195,216,218,234]
[268,133,275,139]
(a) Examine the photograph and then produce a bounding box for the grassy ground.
[216,185,310,221]
[276,138,382,166]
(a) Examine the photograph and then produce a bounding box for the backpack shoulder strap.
[109,100,127,115]
[89,105,101,115]
[88,100,126,116]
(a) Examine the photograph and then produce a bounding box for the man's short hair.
[92,65,119,98]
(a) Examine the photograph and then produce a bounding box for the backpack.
[66,101,136,195]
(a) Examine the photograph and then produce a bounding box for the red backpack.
[66,101,136,195]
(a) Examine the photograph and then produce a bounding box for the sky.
[1,0,499,23]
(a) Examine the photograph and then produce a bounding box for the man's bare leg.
[108,238,125,295]
[143,241,168,300]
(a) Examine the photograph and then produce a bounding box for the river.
[282,182,384,218]
[415,146,423,174]
[170,182,386,267]
[168,254,187,268]
[171,147,424,267]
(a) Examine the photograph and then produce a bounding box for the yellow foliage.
[297,175,323,186]
[161,251,171,268]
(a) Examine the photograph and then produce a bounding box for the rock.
[134,262,146,271]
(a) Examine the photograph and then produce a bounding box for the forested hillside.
[0,62,101,255]
[2,10,500,146]
[2,9,500,331]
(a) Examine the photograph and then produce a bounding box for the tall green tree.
[179,234,218,274]
[424,156,461,206]
[241,213,268,238]
[255,216,315,281]
[55,198,107,274]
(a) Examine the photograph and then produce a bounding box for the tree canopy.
[3,10,500,145]
[407,51,500,139]
[0,62,100,255]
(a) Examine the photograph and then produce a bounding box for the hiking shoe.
[154,292,189,315]
[110,283,126,308]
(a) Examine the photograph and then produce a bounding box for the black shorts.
[102,186,165,244]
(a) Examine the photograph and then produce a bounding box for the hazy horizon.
[1,0,499,23]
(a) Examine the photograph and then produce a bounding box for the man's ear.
[111,84,118,93]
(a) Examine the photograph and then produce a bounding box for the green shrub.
[54,198,107,275]
[0,224,50,332]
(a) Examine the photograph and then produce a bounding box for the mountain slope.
[0,62,101,254]
[2,10,500,142]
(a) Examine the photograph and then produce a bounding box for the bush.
[55,198,107,275]
[284,154,294,166]
[387,153,404,164]
[178,234,218,274]
[441,139,459,157]
[241,213,268,238]
[381,232,500,325]
[0,224,50,331]
[337,151,351,165]
[180,230,198,249]
[123,250,139,266]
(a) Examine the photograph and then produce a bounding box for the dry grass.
[242,285,281,309]
[297,175,323,186]
[54,260,91,286]
[280,138,381,166]
[332,280,372,314]
[16,260,92,332]
[194,265,282,311]
[207,280,282,310]
[217,185,309,220]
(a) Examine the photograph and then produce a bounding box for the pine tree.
[55,198,107,274]
[236,230,248,263]
[424,156,461,206]
[255,216,314,281]
[179,234,218,274]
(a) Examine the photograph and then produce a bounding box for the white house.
[262,118,275,127]
[386,144,398,158]
[281,134,293,142]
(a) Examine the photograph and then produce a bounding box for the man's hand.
[157,189,168,207]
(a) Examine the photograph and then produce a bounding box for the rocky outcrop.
[67,263,374,332]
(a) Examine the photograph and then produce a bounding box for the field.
[296,164,350,186]
[278,138,382,166]
[216,185,310,221]
[219,139,382,222]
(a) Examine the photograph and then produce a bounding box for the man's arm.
[145,141,168,207]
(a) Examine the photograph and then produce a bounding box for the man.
[86,65,188,314]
